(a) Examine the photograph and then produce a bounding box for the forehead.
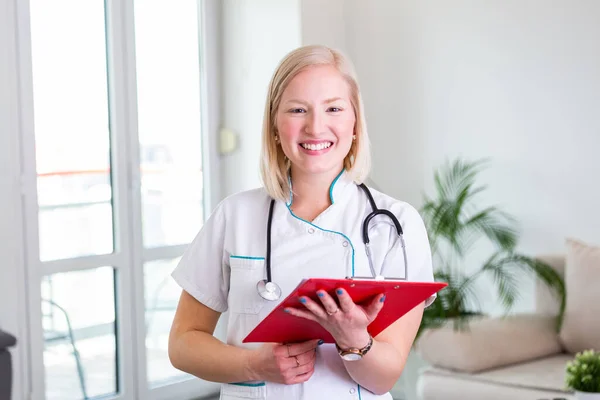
[281,65,350,101]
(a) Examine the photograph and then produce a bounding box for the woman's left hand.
[284,289,386,349]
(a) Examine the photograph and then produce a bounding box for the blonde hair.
[259,45,371,202]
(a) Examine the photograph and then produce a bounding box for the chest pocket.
[220,383,266,399]
[228,257,269,315]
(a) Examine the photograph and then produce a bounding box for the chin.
[296,162,343,176]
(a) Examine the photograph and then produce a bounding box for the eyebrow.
[285,97,345,105]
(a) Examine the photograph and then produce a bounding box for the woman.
[168,44,436,399]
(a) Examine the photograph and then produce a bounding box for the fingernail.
[299,297,307,303]
[380,295,386,303]
[284,308,290,313]
[336,289,343,295]
[317,291,324,297]
[318,339,324,345]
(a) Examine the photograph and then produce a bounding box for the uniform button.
[308,227,315,234]
[349,388,356,394]
[342,241,349,247]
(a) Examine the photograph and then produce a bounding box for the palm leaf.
[428,158,483,198]
[423,158,495,257]
[480,252,521,309]
[501,254,566,329]
[418,157,567,339]
[463,208,518,251]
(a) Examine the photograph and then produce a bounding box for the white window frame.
[2,0,223,398]
[0,2,31,399]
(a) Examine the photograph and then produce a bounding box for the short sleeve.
[171,202,230,313]
[380,203,437,308]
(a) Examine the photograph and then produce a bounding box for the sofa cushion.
[418,354,574,399]
[559,238,600,354]
[415,314,563,373]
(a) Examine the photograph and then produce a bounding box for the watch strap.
[335,334,373,359]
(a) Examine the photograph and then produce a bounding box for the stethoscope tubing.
[259,184,407,301]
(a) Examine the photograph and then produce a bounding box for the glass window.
[30,0,114,262]
[42,267,118,399]
[144,258,190,387]
[134,0,205,249]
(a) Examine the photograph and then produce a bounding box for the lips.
[299,141,333,151]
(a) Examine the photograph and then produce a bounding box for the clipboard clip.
[361,232,409,281]
[342,276,407,292]
[345,276,408,281]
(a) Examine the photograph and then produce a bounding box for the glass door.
[131,1,221,398]
[18,0,219,399]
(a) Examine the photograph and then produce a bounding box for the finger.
[364,293,386,321]
[288,365,315,385]
[280,348,315,372]
[286,338,321,357]
[334,288,356,313]
[273,341,314,359]
[293,357,315,375]
[315,290,341,315]
[283,306,319,324]
[296,348,316,365]
[272,343,291,359]
[298,295,328,319]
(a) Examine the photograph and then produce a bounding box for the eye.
[328,107,343,112]
[289,108,306,114]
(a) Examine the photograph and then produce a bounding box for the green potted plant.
[565,349,600,399]
[416,158,565,338]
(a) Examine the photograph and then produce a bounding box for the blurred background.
[1,1,598,399]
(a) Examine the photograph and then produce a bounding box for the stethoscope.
[257,183,409,301]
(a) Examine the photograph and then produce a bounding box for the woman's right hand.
[248,339,321,385]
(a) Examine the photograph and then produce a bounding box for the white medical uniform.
[171,170,436,400]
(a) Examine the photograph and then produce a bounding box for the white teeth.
[301,142,332,151]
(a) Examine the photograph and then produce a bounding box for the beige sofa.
[414,239,600,400]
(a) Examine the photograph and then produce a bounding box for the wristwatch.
[335,334,373,361]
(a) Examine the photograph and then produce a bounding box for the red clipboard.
[243,278,447,344]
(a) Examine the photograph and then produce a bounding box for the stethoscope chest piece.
[257,279,282,301]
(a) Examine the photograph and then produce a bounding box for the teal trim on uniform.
[287,169,344,206]
[286,205,355,276]
[230,382,266,387]
[358,384,362,399]
[287,174,293,206]
[230,255,265,260]
[328,169,345,204]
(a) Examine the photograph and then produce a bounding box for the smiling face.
[275,65,356,181]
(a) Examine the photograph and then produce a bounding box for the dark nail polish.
[318,339,324,345]
[317,291,324,297]
[336,289,343,295]
[380,295,386,303]
[299,297,307,303]
[284,308,290,313]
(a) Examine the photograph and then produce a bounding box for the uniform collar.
[286,169,353,207]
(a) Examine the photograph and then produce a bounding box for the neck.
[289,167,343,213]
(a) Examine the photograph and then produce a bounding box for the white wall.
[300,0,347,52]
[219,0,302,199]
[302,0,600,315]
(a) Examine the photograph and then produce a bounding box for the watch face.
[341,353,363,361]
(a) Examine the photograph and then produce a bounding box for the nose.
[304,110,325,135]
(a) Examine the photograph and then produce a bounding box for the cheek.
[277,117,303,140]
[334,114,356,140]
